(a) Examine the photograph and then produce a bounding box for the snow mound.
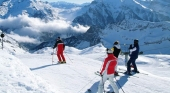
[0,50,59,93]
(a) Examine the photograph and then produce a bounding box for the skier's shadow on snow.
[85,76,128,93]
[85,81,99,93]
[115,75,129,90]
[104,76,129,92]
[30,64,59,71]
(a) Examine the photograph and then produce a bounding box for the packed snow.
[1,43,170,93]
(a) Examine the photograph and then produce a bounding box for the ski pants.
[57,51,65,62]
[127,57,138,73]
[98,73,119,93]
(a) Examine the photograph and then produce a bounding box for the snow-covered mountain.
[0,0,89,50]
[73,0,170,28]
[1,0,170,54]
[49,1,90,21]
[0,0,59,20]
[49,1,89,9]
[136,0,170,17]
[30,0,170,54]
[61,0,170,54]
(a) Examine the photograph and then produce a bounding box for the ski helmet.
[114,41,119,45]
[134,39,138,43]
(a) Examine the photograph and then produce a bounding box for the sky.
[1,40,170,93]
[41,0,93,4]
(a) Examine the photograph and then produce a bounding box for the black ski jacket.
[113,45,121,58]
[53,39,65,49]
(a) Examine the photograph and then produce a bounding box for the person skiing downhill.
[126,39,140,75]
[112,41,121,76]
[98,48,119,93]
[53,37,66,63]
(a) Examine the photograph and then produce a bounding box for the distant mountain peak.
[0,0,59,20]
[73,0,170,28]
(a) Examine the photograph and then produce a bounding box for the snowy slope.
[8,44,169,93]
[0,40,170,93]
[0,31,26,55]
[0,47,58,93]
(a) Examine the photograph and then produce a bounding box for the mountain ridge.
[0,0,59,20]
[1,0,170,54]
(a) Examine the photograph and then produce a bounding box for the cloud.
[0,15,90,42]
[8,32,39,44]
[71,24,89,33]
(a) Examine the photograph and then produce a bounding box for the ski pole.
[52,49,54,64]
[77,75,97,93]
[114,77,125,93]
[65,52,73,63]
[101,75,106,93]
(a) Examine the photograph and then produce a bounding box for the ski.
[52,62,67,65]
[106,92,115,93]
[87,89,114,93]
[118,71,139,78]
[119,68,148,75]
[94,71,101,76]
[94,71,132,78]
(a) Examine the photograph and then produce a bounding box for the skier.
[53,37,66,63]
[98,48,119,93]
[112,41,121,76]
[126,39,140,75]
[112,41,121,58]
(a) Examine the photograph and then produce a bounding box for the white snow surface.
[1,43,170,93]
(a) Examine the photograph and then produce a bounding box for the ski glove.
[100,72,103,76]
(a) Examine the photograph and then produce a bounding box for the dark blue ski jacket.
[129,44,139,59]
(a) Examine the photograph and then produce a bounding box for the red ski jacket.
[100,54,117,75]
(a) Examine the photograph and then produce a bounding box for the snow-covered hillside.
[100,20,170,54]
[0,48,59,93]
[1,42,170,93]
[0,30,26,55]
[0,35,58,93]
